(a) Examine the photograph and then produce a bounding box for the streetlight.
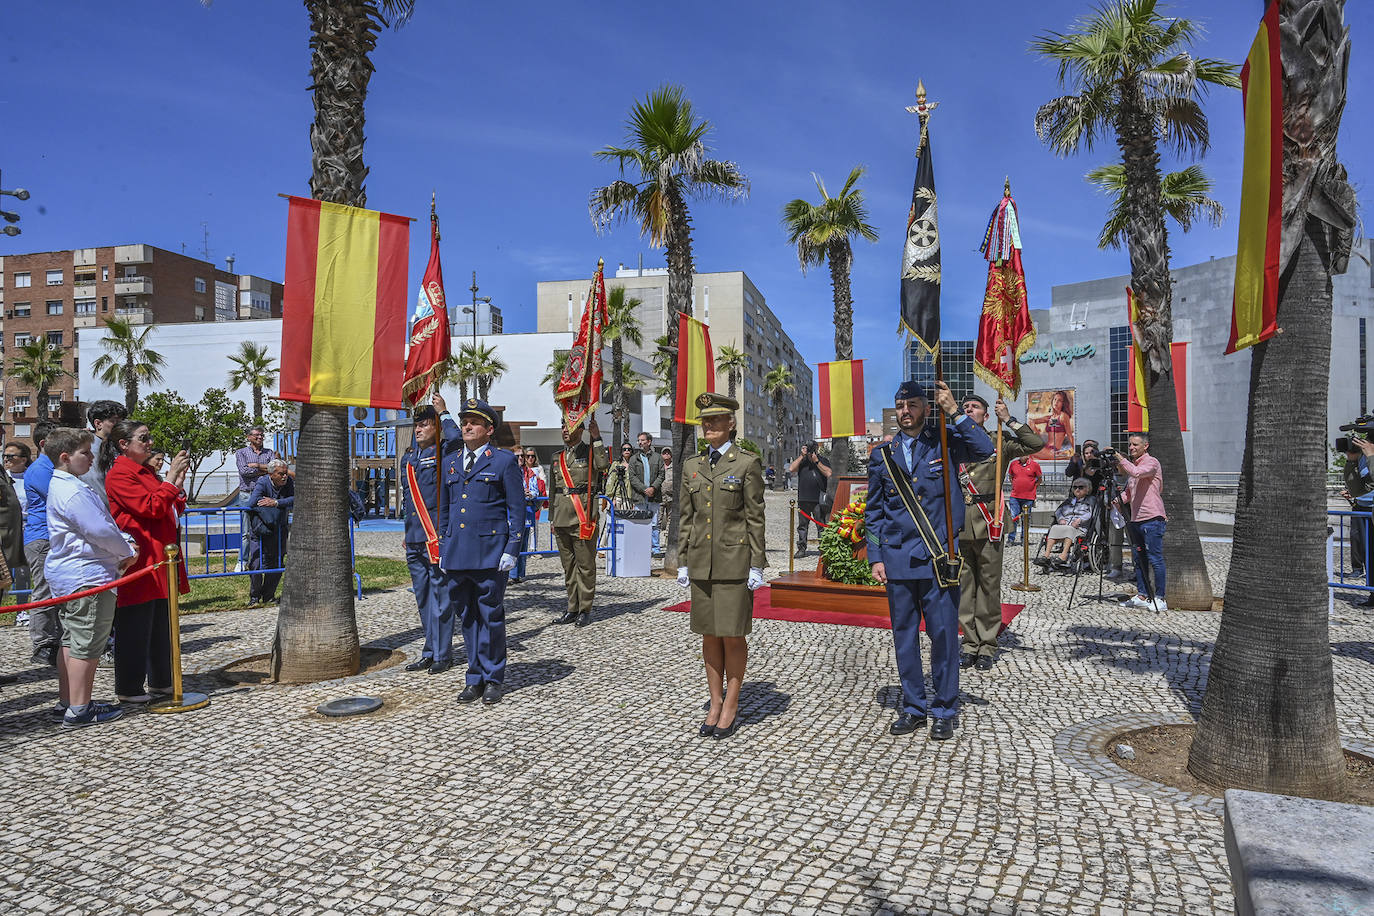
[0,171,29,237]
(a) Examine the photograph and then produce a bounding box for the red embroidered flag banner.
[401,202,451,408]
[280,196,410,408]
[974,187,1036,398]
[555,260,608,434]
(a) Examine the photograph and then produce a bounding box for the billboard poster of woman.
[1027,388,1075,459]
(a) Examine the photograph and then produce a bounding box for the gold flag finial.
[1004,176,1011,196]
[916,79,926,103]
[906,79,938,119]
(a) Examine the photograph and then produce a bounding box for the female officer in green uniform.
[676,392,766,739]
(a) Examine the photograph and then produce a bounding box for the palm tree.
[89,316,166,414]
[541,350,569,390]
[715,344,750,400]
[1087,164,1224,250]
[782,164,879,504]
[465,342,508,400]
[1188,0,1353,798]
[226,340,278,424]
[9,340,72,422]
[445,348,473,402]
[762,364,795,470]
[605,285,644,451]
[273,0,415,684]
[648,334,674,401]
[1032,0,1239,611]
[591,84,748,569]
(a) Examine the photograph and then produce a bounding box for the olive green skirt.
[689,579,754,637]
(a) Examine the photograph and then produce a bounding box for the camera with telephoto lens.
[1337,415,1374,453]
[1086,447,1119,475]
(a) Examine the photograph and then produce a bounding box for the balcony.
[114,244,153,265]
[238,304,272,320]
[73,248,98,267]
[74,314,98,329]
[114,277,153,296]
[73,282,97,299]
[114,307,154,325]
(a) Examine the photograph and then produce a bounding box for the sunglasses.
[130,434,153,443]
[2,453,22,460]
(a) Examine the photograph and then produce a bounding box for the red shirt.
[105,455,189,607]
[1008,457,1043,499]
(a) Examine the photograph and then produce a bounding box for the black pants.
[249,529,288,602]
[114,598,173,696]
[797,500,830,546]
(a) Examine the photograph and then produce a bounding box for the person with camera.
[1339,426,1374,582]
[1068,439,1128,579]
[1117,432,1167,612]
[789,442,831,558]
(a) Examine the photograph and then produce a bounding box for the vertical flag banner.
[1227,0,1282,355]
[1127,287,1150,429]
[673,313,715,425]
[555,260,608,434]
[974,186,1037,397]
[900,83,941,353]
[818,360,865,439]
[280,196,410,408]
[401,200,452,408]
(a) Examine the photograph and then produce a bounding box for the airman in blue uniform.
[400,394,462,674]
[866,380,994,741]
[439,398,525,705]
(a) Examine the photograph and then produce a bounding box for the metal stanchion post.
[149,545,211,714]
[789,500,796,573]
[1009,501,1040,594]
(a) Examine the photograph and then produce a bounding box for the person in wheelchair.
[1036,478,1096,570]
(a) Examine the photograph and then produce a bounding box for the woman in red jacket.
[101,419,190,703]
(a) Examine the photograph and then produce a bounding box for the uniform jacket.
[679,443,766,580]
[105,454,190,606]
[438,442,525,571]
[865,416,995,579]
[958,420,1045,541]
[549,440,610,529]
[0,467,25,572]
[400,418,461,546]
[627,449,665,502]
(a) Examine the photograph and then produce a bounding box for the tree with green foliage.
[714,345,750,400]
[226,340,279,424]
[89,316,166,414]
[9,340,72,422]
[605,285,644,451]
[762,364,795,470]
[138,388,252,500]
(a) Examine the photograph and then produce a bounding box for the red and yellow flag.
[280,196,410,408]
[673,314,715,425]
[1227,1,1282,355]
[818,360,865,439]
[1128,289,1191,431]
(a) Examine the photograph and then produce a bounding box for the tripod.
[1068,472,1150,609]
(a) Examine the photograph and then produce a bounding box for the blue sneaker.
[62,703,125,728]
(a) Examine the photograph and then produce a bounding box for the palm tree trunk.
[1188,214,1345,795]
[253,385,263,425]
[612,340,626,453]
[663,187,696,571]
[826,240,855,502]
[37,385,49,421]
[273,0,377,682]
[124,356,137,415]
[727,371,737,399]
[1116,86,1212,610]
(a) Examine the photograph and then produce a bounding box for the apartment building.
[537,265,814,464]
[0,244,282,442]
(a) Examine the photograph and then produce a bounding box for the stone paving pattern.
[3,491,1373,915]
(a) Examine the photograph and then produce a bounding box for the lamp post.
[0,170,29,238]
[462,271,493,399]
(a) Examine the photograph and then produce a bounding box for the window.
[11,302,30,318]
[46,331,63,347]
[13,396,30,408]
[101,296,108,312]
[13,272,30,288]
[46,301,63,316]
[1109,325,1132,446]
[45,269,63,286]
[75,299,96,315]
[74,270,96,285]
[123,266,137,278]
[194,277,207,293]
[14,424,30,438]
[14,334,32,347]
[101,266,109,281]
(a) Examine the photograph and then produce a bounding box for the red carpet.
[663,587,1024,632]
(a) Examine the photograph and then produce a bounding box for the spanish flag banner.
[818,360,865,439]
[1227,1,1282,355]
[280,196,411,408]
[673,313,715,425]
[1126,288,1149,429]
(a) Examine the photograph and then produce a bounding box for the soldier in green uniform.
[548,416,609,628]
[676,392,766,740]
[957,395,1045,670]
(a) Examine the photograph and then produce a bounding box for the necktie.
[709,450,720,468]
[465,451,475,473]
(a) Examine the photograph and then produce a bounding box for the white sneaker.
[15,611,30,627]
[234,560,245,573]
[1151,597,1169,612]
[117,693,152,704]
[1123,595,1153,610]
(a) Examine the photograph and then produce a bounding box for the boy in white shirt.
[44,428,137,727]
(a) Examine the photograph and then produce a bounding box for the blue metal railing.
[1329,509,1372,594]
[515,495,619,574]
[180,506,363,598]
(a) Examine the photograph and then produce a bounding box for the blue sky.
[4,1,1370,417]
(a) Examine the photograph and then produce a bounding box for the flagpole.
[994,344,1010,533]
[935,353,957,561]
[431,193,444,551]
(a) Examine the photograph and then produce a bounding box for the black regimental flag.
[900,118,941,353]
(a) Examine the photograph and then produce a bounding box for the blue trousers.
[513,502,540,579]
[405,544,444,662]
[1128,517,1167,598]
[886,576,961,720]
[1004,497,1035,542]
[443,569,507,686]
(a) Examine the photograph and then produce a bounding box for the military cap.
[695,391,739,418]
[962,394,989,411]
[457,397,498,426]
[412,405,438,424]
[894,380,928,402]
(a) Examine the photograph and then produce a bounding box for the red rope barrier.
[3,561,168,614]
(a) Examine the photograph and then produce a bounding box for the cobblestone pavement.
[2,491,1372,915]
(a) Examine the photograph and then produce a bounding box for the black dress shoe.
[795,547,808,558]
[427,660,453,675]
[975,655,996,671]
[556,611,578,625]
[930,717,956,741]
[958,653,977,670]
[889,712,928,736]
[457,684,484,703]
[712,717,739,739]
[481,683,504,705]
[699,720,716,737]
[574,611,591,628]
[404,657,434,672]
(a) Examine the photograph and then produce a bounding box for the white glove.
[677,566,690,588]
[747,567,765,591]
[498,553,517,572]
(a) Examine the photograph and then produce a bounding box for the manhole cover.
[317,696,383,717]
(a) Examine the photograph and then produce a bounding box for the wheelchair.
[1031,500,1110,575]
